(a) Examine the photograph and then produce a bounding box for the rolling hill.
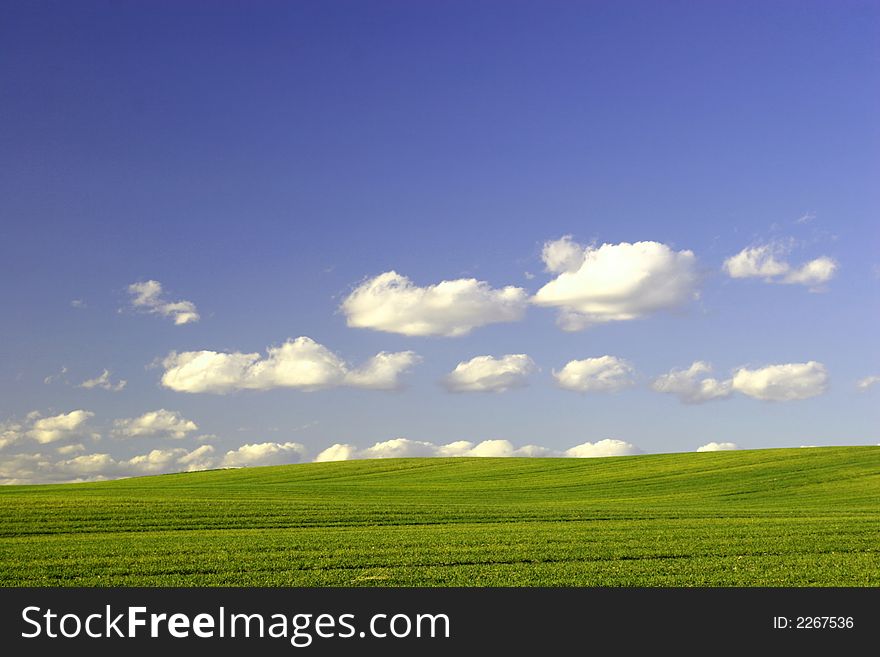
[1,447,878,586]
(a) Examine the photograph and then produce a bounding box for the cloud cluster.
[533,238,700,330]
[653,361,828,403]
[650,362,732,404]
[0,445,217,485]
[444,354,536,392]
[79,369,127,392]
[723,245,837,289]
[128,280,200,325]
[161,337,420,393]
[113,409,199,439]
[314,437,640,462]
[340,271,528,337]
[554,356,636,393]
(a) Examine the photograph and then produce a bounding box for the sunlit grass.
[1,447,877,586]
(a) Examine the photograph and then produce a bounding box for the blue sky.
[1,1,878,483]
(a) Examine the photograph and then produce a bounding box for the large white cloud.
[128,280,200,325]
[79,369,127,391]
[221,442,307,468]
[444,354,536,393]
[340,271,528,337]
[113,409,198,439]
[533,239,699,330]
[27,410,95,444]
[314,437,640,462]
[696,442,739,452]
[651,361,733,404]
[161,337,419,393]
[723,245,837,289]
[731,362,828,401]
[554,356,636,393]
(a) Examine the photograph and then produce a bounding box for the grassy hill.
[1,447,878,586]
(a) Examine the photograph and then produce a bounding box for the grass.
[0,446,878,586]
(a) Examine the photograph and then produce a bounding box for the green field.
[1,447,878,586]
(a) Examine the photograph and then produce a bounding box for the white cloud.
[723,244,836,289]
[79,369,127,391]
[70,299,86,308]
[221,442,307,468]
[651,361,733,404]
[731,362,828,401]
[444,354,536,393]
[340,271,528,337]
[723,244,790,279]
[360,438,445,459]
[176,445,217,471]
[343,351,422,390]
[781,256,838,287]
[113,409,198,439]
[27,410,95,444]
[56,443,86,455]
[542,235,586,274]
[0,453,55,485]
[0,421,23,450]
[532,239,699,330]
[696,442,739,452]
[856,375,880,391]
[0,447,219,485]
[314,443,358,463]
[554,356,636,393]
[161,337,420,393]
[128,280,200,325]
[563,439,642,458]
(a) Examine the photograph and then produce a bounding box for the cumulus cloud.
[0,444,219,485]
[731,362,828,401]
[651,362,733,404]
[563,439,642,458]
[113,409,198,439]
[696,442,739,452]
[340,271,528,337]
[444,354,536,393]
[554,356,636,393]
[313,437,640,462]
[128,280,200,325]
[221,442,307,468]
[723,244,837,289]
[533,239,699,330]
[27,410,95,444]
[79,369,127,391]
[161,337,419,393]
[856,375,880,391]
